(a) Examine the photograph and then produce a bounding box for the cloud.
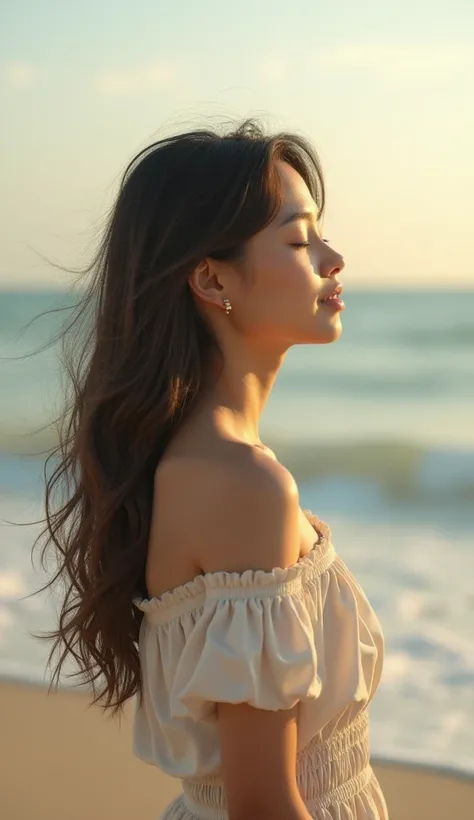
[309,42,474,78]
[3,62,38,89]
[257,42,473,83]
[95,60,179,95]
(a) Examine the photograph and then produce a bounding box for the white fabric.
[133,511,389,819]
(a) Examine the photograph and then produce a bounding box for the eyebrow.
[278,209,319,227]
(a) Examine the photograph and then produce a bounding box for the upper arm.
[217,701,307,819]
[194,454,306,817]
[155,449,309,817]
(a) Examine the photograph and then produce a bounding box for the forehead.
[274,160,316,217]
[276,159,312,197]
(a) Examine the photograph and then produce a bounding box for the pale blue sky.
[1,0,473,288]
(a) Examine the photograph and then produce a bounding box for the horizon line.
[1,282,473,293]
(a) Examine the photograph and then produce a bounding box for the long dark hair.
[26,117,326,716]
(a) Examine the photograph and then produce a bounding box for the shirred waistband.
[306,765,374,812]
[182,766,374,820]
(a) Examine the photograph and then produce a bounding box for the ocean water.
[0,287,473,772]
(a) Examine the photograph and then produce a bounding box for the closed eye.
[291,238,330,249]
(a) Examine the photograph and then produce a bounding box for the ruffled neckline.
[133,510,333,617]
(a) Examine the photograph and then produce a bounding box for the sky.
[1,0,473,290]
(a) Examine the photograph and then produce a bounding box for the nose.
[323,252,345,279]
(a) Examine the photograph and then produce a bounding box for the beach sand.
[1,678,473,820]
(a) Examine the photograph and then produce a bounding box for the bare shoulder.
[154,441,301,576]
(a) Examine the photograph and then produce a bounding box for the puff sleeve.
[134,539,336,726]
[173,580,323,718]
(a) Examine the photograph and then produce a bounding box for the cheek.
[257,244,317,294]
[244,250,318,330]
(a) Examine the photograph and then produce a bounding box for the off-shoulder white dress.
[133,511,389,819]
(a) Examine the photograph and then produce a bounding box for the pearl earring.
[223,298,232,315]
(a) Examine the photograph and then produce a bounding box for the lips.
[319,284,343,303]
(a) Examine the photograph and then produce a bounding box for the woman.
[35,118,388,819]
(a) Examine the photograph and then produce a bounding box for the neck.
[201,341,287,444]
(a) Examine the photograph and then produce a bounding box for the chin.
[288,315,343,347]
[323,324,343,343]
[311,316,343,345]
[292,327,342,346]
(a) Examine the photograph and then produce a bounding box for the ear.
[188,258,227,309]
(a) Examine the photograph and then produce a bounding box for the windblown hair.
[30,117,326,716]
